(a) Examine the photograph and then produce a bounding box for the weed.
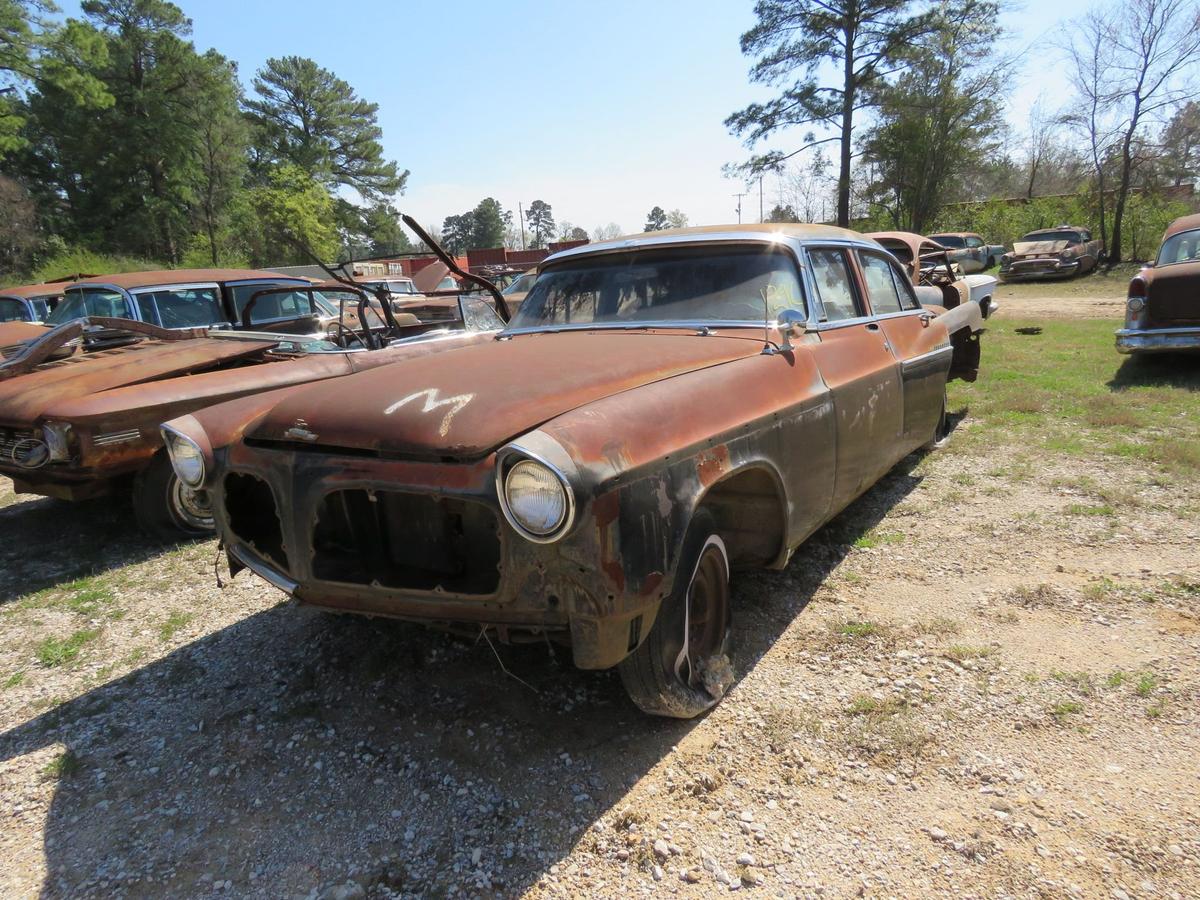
[43,750,81,780]
[914,616,961,636]
[1135,672,1157,698]
[1066,503,1116,517]
[4,671,25,689]
[833,620,884,638]
[1105,670,1129,689]
[1146,703,1163,719]
[944,645,995,663]
[1051,700,1084,723]
[36,628,101,667]
[852,530,904,549]
[1050,669,1095,696]
[1007,584,1059,608]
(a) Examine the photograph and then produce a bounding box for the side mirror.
[774,308,807,352]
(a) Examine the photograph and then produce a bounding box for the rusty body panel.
[1116,214,1200,353]
[173,225,986,690]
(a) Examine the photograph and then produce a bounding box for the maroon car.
[1117,213,1200,354]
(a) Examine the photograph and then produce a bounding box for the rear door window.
[48,288,133,323]
[0,299,29,322]
[807,248,861,322]
[136,286,223,328]
[859,250,918,314]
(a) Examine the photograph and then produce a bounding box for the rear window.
[1157,228,1200,266]
[0,298,30,322]
[229,281,316,321]
[932,235,965,248]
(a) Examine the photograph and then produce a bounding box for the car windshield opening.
[1023,231,1080,244]
[48,288,132,324]
[1157,229,1200,266]
[932,235,965,248]
[509,244,806,329]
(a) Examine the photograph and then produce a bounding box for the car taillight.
[1128,277,1147,299]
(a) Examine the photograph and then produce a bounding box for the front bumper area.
[216,441,664,669]
[1115,325,1200,354]
[999,260,1079,282]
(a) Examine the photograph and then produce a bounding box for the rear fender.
[936,301,984,383]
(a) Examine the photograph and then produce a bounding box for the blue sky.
[63,0,1072,232]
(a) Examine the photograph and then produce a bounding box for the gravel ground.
[0,311,1197,899]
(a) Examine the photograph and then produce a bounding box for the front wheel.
[133,451,215,539]
[618,510,733,718]
[922,390,952,451]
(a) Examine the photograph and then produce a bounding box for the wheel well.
[697,466,787,569]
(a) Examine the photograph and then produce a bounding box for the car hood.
[1012,240,1073,257]
[248,329,760,459]
[0,321,52,351]
[0,337,276,426]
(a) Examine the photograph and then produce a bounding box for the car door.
[802,246,904,512]
[964,236,985,272]
[860,249,949,449]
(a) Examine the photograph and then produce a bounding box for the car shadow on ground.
[1108,352,1200,391]
[0,488,177,606]
[0,459,925,897]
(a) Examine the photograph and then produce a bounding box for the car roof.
[865,231,945,253]
[1023,226,1086,236]
[72,269,308,290]
[927,231,977,238]
[0,280,73,299]
[545,223,872,263]
[1164,213,1200,239]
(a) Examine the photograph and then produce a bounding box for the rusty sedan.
[0,290,504,537]
[1117,213,1200,354]
[166,224,984,717]
[0,279,74,325]
[998,226,1104,282]
[867,231,998,319]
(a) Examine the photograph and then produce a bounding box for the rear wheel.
[618,510,733,718]
[133,451,214,539]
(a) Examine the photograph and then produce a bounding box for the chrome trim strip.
[544,231,871,265]
[500,321,773,338]
[494,444,578,545]
[93,428,142,446]
[900,345,954,370]
[228,543,298,595]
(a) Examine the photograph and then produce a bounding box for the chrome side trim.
[228,543,299,594]
[900,344,954,372]
[93,428,142,447]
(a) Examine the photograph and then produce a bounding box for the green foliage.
[470,197,506,249]
[245,55,406,201]
[243,163,338,266]
[644,206,669,231]
[0,0,112,158]
[860,0,1004,233]
[526,199,554,249]
[726,0,935,225]
[36,627,101,667]
[765,204,799,223]
[31,245,161,282]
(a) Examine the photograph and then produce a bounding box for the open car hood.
[248,330,759,459]
[0,337,276,425]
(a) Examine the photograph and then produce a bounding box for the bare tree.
[1023,99,1057,199]
[1067,0,1200,262]
[591,223,623,241]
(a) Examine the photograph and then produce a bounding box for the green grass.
[35,628,101,667]
[944,644,995,663]
[995,264,1142,301]
[1135,672,1158,698]
[948,318,1200,477]
[1050,669,1096,695]
[42,749,81,780]
[1051,700,1084,723]
[852,530,905,549]
[833,620,884,638]
[1106,670,1129,689]
[18,576,115,615]
[4,671,25,689]
[158,611,193,643]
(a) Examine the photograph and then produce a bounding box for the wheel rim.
[664,538,730,694]
[169,477,214,533]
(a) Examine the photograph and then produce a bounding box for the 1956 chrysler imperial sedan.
[164,225,984,717]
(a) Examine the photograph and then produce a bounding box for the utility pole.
[518,202,526,250]
[733,192,747,224]
[759,175,764,223]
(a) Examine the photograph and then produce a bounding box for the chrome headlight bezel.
[161,424,206,488]
[1127,296,1146,313]
[496,449,576,544]
[41,421,73,462]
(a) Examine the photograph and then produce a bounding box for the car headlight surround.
[162,425,206,488]
[499,455,575,542]
[1127,297,1146,313]
[41,421,73,462]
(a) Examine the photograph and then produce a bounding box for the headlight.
[1127,297,1145,313]
[503,459,569,538]
[162,426,205,487]
[41,422,72,462]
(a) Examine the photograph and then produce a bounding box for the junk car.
[0,286,505,537]
[927,232,1005,273]
[0,280,74,325]
[1116,213,1200,354]
[998,226,1103,281]
[867,232,998,319]
[166,224,985,717]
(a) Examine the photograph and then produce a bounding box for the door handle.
[865,322,880,331]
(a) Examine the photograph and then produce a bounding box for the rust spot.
[696,444,731,487]
[593,491,625,593]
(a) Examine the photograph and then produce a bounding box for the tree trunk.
[837,24,856,227]
[1109,93,1142,265]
